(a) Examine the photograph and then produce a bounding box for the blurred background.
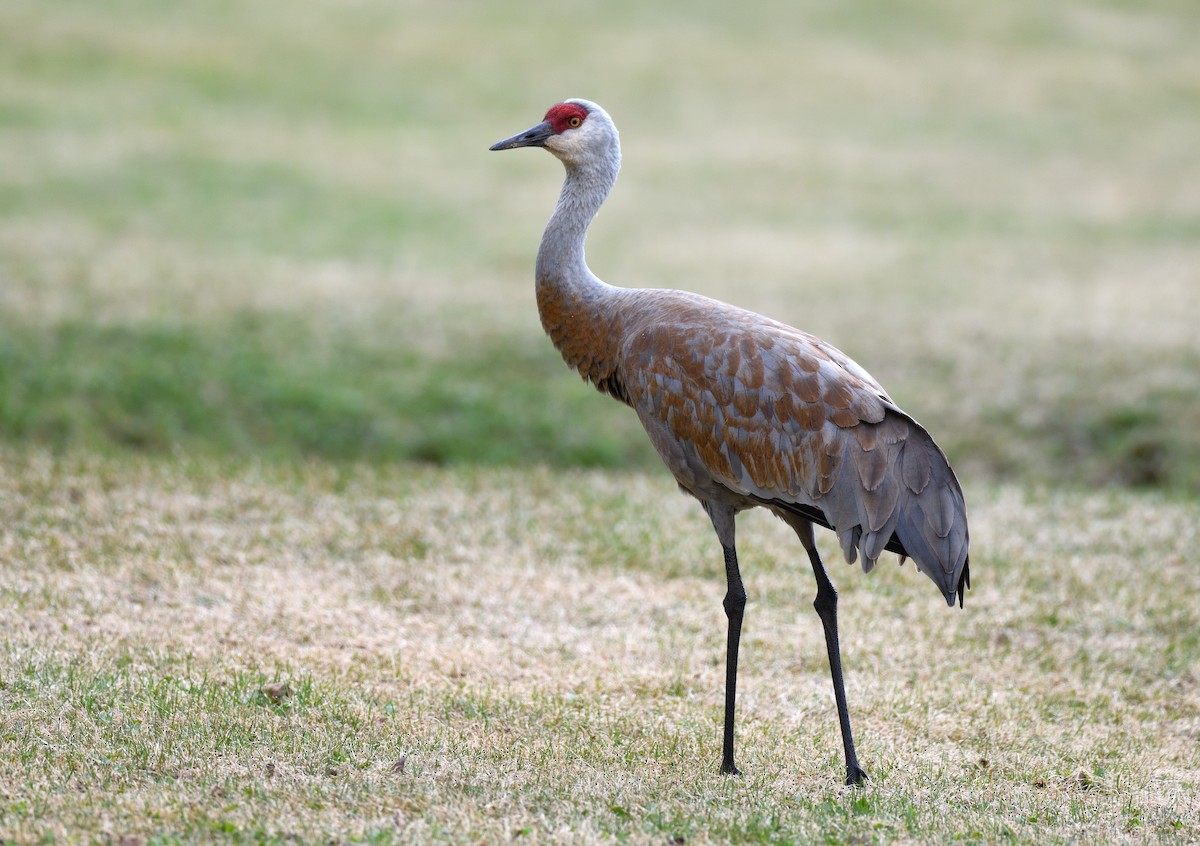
[1,0,1197,491]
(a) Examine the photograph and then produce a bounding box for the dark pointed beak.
[489,120,554,151]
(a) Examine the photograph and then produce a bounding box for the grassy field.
[1,0,1199,842]
[1,455,1197,843]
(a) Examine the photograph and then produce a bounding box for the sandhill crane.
[490,99,969,786]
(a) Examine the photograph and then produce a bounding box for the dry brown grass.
[1,451,1197,843]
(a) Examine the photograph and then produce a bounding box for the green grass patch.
[957,380,1200,494]
[4,313,1199,490]
[0,316,658,469]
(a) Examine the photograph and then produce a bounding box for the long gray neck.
[535,147,620,292]
[533,141,625,390]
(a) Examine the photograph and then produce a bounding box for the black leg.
[807,547,868,786]
[720,543,747,775]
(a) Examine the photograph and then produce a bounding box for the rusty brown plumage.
[491,99,970,786]
[591,289,970,604]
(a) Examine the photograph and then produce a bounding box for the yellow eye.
[568,116,582,128]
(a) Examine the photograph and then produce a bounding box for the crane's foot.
[720,760,742,776]
[845,764,868,787]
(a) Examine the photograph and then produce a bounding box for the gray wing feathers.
[901,437,933,493]
[819,408,968,605]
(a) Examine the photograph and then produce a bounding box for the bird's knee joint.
[723,590,746,617]
[813,586,837,616]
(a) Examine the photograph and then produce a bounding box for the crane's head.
[489,99,619,169]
